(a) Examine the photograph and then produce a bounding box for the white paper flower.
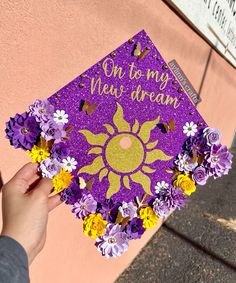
[183,121,197,137]
[62,156,78,172]
[53,110,69,124]
[155,181,169,194]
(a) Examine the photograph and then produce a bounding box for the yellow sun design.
[77,102,173,199]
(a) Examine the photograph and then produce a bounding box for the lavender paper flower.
[5,112,40,150]
[39,157,61,179]
[29,99,54,123]
[192,166,209,185]
[41,120,66,143]
[98,199,121,222]
[175,152,198,173]
[118,202,137,220]
[203,127,221,146]
[72,194,97,219]
[60,178,82,205]
[51,142,70,161]
[96,224,129,258]
[125,218,145,240]
[204,144,233,178]
[153,186,188,217]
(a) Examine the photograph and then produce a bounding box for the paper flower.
[62,156,78,172]
[173,174,196,195]
[138,207,159,229]
[153,186,188,217]
[83,213,107,239]
[175,152,198,173]
[60,178,82,205]
[28,144,50,163]
[52,168,73,194]
[192,166,209,185]
[96,224,129,258]
[183,122,198,137]
[5,112,40,150]
[72,194,97,219]
[51,142,70,161]
[118,202,137,220]
[53,110,69,124]
[125,218,145,240]
[154,180,169,194]
[29,99,54,123]
[39,157,61,179]
[41,120,66,143]
[98,199,121,222]
[203,127,221,146]
[204,144,233,178]
[184,135,208,156]
[77,102,173,199]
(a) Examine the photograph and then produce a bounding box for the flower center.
[39,108,45,114]
[21,128,29,134]
[211,156,218,163]
[108,237,116,244]
[105,133,144,173]
[80,205,86,210]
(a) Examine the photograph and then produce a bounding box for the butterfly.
[78,177,94,190]
[133,42,150,60]
[80,99,97,115]
[162,118,175,133]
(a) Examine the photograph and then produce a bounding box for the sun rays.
[78,102,173,199]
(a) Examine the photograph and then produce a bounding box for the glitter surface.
[48,30,207,203]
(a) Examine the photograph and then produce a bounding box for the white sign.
[168,0,236,67]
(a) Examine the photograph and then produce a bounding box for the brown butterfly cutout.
[80,99,97,115]
[162,118,175,133]
[133,42,150,60]
[78,177,94,191]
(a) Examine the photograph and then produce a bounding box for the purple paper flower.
[29,99,54,123]
[203,127,221,146]
[96,224,129,258]
[41,120,66,143]
[125,218,145,240]
[51,142,70,161]
[184,135,208,156]
[60,178,82,205]
[5,112,40,150]
[153,186,188,217]
[72,194,97,219]
[204,144,233,178]
[118,202,137,220]
[98,199,121,222]
[39,157,61,179]
[192,166,209,185]
[175,152,198,173]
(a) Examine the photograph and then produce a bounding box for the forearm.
[0,236,29,283]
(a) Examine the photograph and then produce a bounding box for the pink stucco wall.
[0,1,235,282]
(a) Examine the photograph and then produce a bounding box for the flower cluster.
[5,102,233,259]
[5,99,78,194]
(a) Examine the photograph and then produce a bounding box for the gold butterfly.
[162,119,175,133]
[78,177,94,191]
[81,99,97,115]
[133,42,150,60]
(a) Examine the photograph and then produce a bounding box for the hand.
[1,163,62,264]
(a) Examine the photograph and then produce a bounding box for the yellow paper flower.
[139,207,159,230]
[173,174,196,195]
[52,168,73,194]
[83,213,108,239]
[27,144,50,163]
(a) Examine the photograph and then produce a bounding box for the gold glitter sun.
[77,102,173,199]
